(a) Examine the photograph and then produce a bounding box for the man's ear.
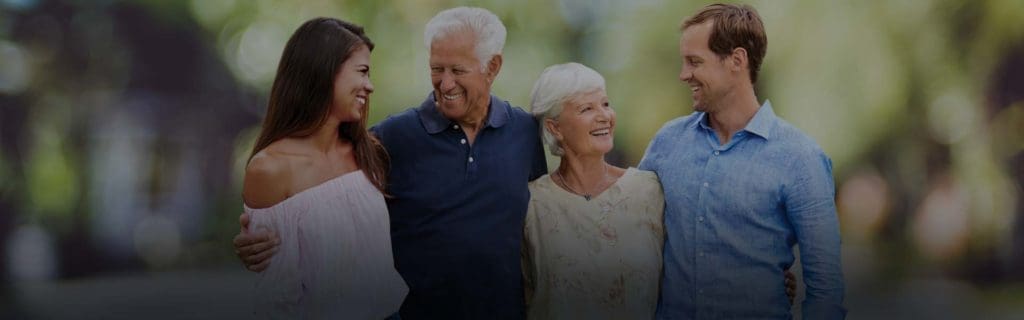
[486,54,503,83]
[730,47,748,73]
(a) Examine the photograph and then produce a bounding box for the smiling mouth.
[590,128,611,136]
[356,96,367,105]
[442,93,463,101]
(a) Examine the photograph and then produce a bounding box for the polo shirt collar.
[418,92,509,134]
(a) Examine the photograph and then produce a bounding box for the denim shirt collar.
[694,100,776,140]
[417,92,510,134]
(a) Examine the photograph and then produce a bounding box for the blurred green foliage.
[1,0,1022,300]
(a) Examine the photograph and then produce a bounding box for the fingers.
[784,270,797,305]
[243,244,279,267]
[784,270,797,292]
[235,235,276,258]
[233,230,274,249]
[233,230,280,272]
[248,257,272,272]
[239,212,251,231]
[232,232,251,249]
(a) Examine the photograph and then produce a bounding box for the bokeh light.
[0,40,30,94]
[1,1,1023,318]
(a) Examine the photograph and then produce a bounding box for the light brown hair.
[681,3,767,83]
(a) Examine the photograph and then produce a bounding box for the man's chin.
[692,102,706,112]
[439,104,466,119]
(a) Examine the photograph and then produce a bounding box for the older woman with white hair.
[522,62,665,319]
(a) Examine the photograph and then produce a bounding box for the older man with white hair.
[371,6,547,319]
[234,7,547,319]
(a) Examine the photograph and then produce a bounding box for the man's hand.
[785,269,797,305]
[233,213,280,272]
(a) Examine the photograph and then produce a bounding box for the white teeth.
[443,94,462,101]
[356,97,366,104]
[590,128,611,136]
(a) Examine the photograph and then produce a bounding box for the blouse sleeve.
[521,188,540,308]
[636,170,666,247]
[246,199,308,319]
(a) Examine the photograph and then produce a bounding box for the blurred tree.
[0,0,1020,294]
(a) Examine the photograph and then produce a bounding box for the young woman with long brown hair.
[241,17,406,319]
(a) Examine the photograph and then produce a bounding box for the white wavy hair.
[423,7,507,70]
[529,62,606,156]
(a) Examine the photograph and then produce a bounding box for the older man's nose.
[439,73,456,92]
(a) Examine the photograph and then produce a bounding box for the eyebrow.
[428,64,467,70]
[573,99,604,109]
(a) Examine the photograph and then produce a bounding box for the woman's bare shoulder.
[243,141,310,209]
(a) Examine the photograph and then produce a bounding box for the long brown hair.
[249,17,390,192]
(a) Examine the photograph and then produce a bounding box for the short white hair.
[423,7,507,70]
[529,62,606,156]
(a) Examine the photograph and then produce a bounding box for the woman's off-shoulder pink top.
[245,170,407,319]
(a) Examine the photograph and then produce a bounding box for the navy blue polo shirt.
[371,92,548,319]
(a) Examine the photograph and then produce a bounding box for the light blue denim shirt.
[640,101,845,320]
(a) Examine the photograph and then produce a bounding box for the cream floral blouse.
[523,167,665,320]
